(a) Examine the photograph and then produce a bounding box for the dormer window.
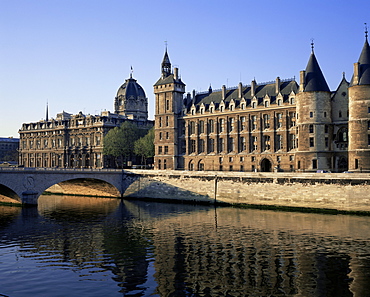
[252,102,256,109]
[290,97,295,104]
[277,99,282,106]
[264,101,269,107]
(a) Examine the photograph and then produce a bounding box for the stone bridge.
[0,167,130,205]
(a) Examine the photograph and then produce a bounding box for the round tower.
[348,31,370,172]
[295,44,333,171]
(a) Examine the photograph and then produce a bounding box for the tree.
[134,128,154,165]
[103,121,143,168]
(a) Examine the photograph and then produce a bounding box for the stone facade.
[19,75,153,169]
[154,35,370,172]
[0,137,19,163]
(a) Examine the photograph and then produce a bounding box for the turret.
[348,29,370,172]
[295,42,332,172]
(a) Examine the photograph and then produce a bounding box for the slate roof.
[162,50,171,66]
[188,80,298,110]
[358,38,370,85]
[117,75,146,99]
[304,52,330,92]
[154,73,185,86]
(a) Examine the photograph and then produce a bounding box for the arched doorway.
[260,158,272,172]
[198,160,204,171]
[189,160,194,171]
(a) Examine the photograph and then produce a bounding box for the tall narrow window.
[240,137,246,152]
[208,119,214,133]
[251,115,257,130]
[198,139,205,153]
[309,124,314,133]
[240,116,246,130]
[276,135,282,150]
[219,119,224,133]
[208,138,215,153]
[276,113,282,128]
[263,135,270,151]
[228,137,234,152]
[218,138,224,152]
[199,120,204,134]
[228,118,234,132]
[263,114,270,129]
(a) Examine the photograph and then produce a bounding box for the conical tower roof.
[358,38,370,85]
[162,49,171,66]
[304,51,330,92]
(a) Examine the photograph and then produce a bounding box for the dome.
[116,75,146,99]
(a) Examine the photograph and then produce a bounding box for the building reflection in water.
[126,202,370,296]
[1,196,370,296]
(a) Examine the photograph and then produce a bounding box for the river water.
[1,195,370,297]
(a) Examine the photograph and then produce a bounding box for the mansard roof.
[304,52,330,92]
[189,79,298,109]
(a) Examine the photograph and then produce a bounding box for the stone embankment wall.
[122,170,370,213]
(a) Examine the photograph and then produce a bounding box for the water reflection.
[0,195,370,296]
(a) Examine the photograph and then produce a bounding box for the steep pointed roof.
[304,51,330,92]
[162,49,171,67]
[358,38,370,85]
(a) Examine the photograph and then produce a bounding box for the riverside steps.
[1,167,370,213]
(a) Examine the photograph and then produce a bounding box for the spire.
[303,44,330,92]
[311,38,314,53]
[161,43,172,78]
[46,101,49,121]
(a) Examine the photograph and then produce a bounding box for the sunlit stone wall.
[123,170,370,212]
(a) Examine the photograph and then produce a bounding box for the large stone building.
[19,74,153,168]
[0,137,19,164]
[154,33,370,172]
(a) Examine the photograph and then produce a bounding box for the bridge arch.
[41,177,121,198]
[0,169,129,205]
[0,183,21,203]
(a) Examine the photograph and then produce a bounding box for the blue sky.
[1,0,369,137]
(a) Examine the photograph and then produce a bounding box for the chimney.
[174,67,179,80]
[222,85,226,100]
[353,62,360,85]
[185,92,191,106]
[251,80,256,97]
[299,70,306,91]
[275,77,280,94]
[238,82,243,99]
